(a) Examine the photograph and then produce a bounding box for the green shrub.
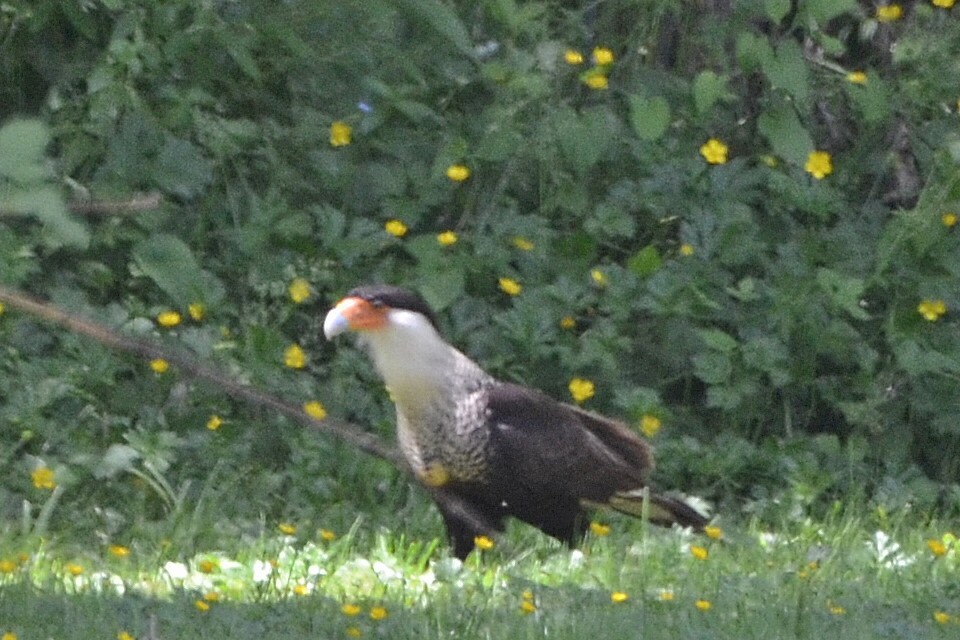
[1,0,959,541]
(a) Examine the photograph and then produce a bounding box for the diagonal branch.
[0,285,405,467]
[0,285,500,542]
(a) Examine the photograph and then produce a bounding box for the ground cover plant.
[1,0,960,637]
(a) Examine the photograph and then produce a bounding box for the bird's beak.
[323,296,389,339]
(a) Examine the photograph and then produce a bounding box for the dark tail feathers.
[607,488,710,531]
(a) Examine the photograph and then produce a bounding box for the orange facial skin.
[331,296,389,332]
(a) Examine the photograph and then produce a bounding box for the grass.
[1,503,958,639]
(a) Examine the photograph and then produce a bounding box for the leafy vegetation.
[1,0,960,635]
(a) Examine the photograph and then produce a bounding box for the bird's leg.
[430,489,504,559]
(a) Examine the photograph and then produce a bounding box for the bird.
[323,284,709,558]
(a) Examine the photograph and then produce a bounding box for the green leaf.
[5,186,89,248]
[765,0,792,22]
[555,107,613,175]
[95,444,140,479]
[628,95,671,141]
[816,268,870,320]
[132,234,219,306]
[692,351,733,384]
[393,0,475,59]
[762,39,809,103]
[847,76,891,124]
[735,32,774,73]
[802,0,857,23]
[153,137,214,199]
[692,72,731,115]
[758,105,813,166]
[418,267,465,312]
[0,119,49,183]
[697,328,739,353]
[628,245,662,277]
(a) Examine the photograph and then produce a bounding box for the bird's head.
[323,285,439,340]
[324,285,451,404]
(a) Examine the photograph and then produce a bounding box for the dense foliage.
[1,0,959,546]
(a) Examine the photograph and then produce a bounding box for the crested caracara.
[324,284,708,558]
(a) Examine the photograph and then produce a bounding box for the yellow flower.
[695,599,712,612]
[640,415,662,438]
[203,591,220,602]
[474,535,495,550]
[590,522,611,537]
[846,71,867,85]
[194,599,210,612]
[341,603,362,617]
[108,545,130,558]
[384,219,408,237]
[0,302,4,315]
[345,627,362,638]
[590,269,609,288]
[568,377,595,404]
[927,538,947,557]
[292,583,310,596]
[284,344,307,369]
[804,150,833,179]
[559,315,576,330]
[289,278,311,303]
[519,600,537,614]
[156,310,181,328]
[118,632,135,640]
[564,49,584,65]
[917,299,947,322]
[278,522,297,535]
[942,212,958,227]
[369,606,388,621]
[320,528,337,541]
[511,236,534,251]
[704,525,723,540]
[690,545,709,560]
[610,591,629,604]
[498,277,522,296]
[446,164,471,182]
[198,559,217,574]
[303,401,327,420]
[330,121,352,147]
[593,47,615,66]
[65,562,84,576]
[0,559,15,573]
[700,138,729,165]
[437,230,458,246]
[583,73,609,90]
[875,4,903,21]
[934,611,954,624]
[31,466,56,490]
[150,358,169,374]
[679,243,695,256]
[1,633,16,640]
[828,601,846,615]
[206,415,223,431]
[188,302,205,321]
[932,0,956,7]
[658,589,675,601]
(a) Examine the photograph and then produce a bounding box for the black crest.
[346,284,439,329]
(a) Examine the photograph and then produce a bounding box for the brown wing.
[482,383,707,532]
[482,383,653,506]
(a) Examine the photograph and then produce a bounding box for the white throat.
[360,309,456,415]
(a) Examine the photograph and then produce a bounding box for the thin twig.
[0,285,499,541]
[0,285,404,467]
